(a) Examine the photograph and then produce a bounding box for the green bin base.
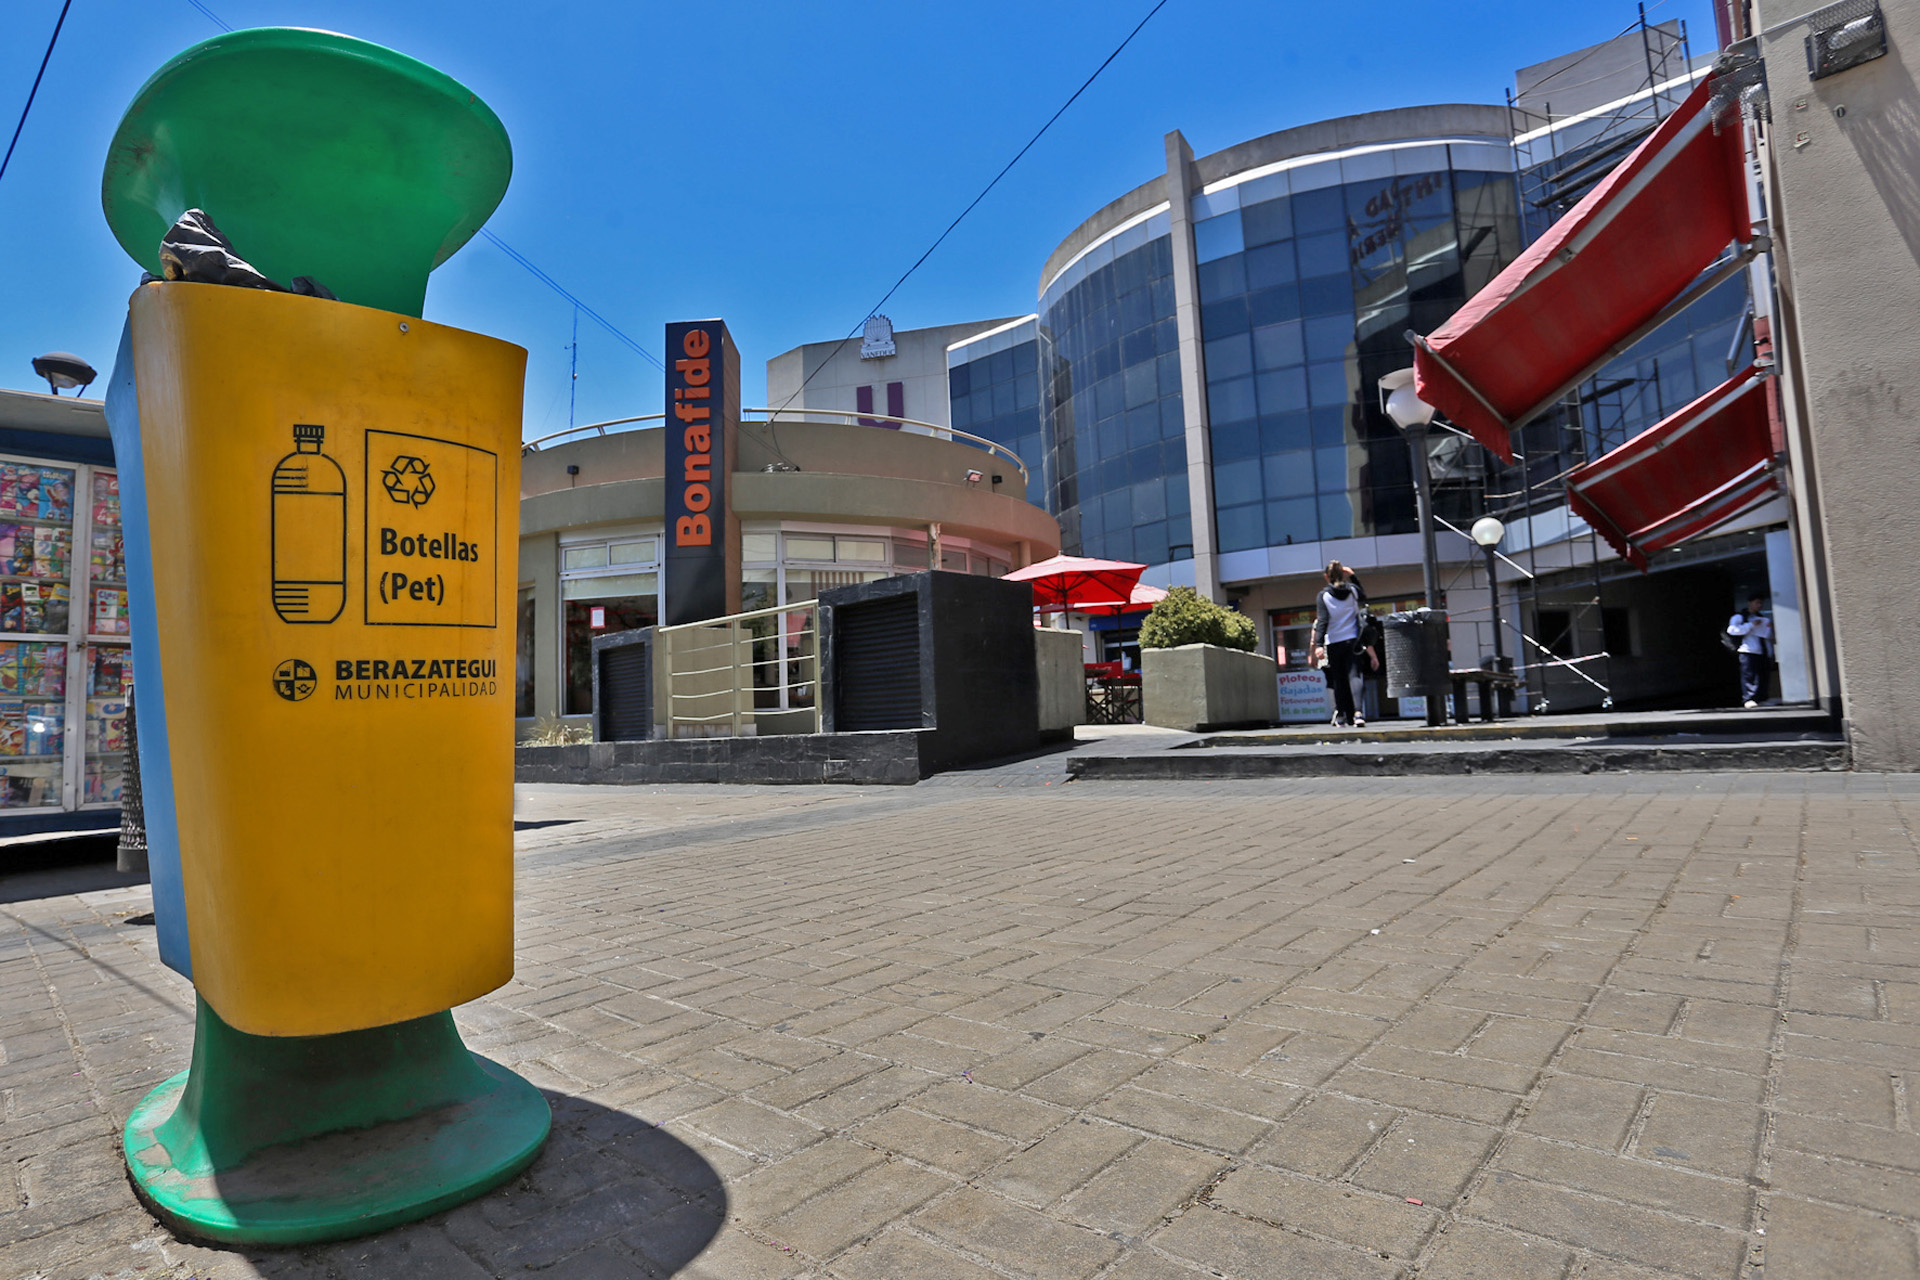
[124,997,550,1246]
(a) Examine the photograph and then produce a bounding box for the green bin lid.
[101,27,511,318]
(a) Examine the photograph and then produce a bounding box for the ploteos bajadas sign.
[663,319,741,625]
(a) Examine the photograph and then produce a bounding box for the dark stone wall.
[821,571,1038,773]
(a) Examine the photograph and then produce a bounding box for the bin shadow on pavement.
[136,1089,729,1277]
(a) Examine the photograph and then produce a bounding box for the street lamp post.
[1380,370,1440,609]
[1380,369,1447,726]
[1471,515,1509,717]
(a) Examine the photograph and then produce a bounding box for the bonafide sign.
[663,319,741,625]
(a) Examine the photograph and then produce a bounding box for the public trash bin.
[1382,609,1450,699]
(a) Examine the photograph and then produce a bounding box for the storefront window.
[0,462,74,636]
[0,640,66,808]
[562,573,657,715]
[515,586,534,718]
[84,645,130,805]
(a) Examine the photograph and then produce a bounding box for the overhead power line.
[775,0,1171,414]
[0,0,75,190]
[478,230,663,371]
[185,0,232,30]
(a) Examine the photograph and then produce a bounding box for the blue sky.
[1,0,1714,440]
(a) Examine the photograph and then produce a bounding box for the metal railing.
[656,599,821,738]
[521,408,1028,490]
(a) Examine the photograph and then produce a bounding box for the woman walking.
[1311,560,1365,727]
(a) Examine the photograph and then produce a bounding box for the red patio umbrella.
[1003,554,1146,614]
[1081,581,1167,616]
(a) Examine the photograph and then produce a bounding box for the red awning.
[1414,76,1754,462]
[1565,364,1780,571]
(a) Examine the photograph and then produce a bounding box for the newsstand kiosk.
[100,28,547,1243]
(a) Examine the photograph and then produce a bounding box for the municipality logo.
[381,455,435,507]
[274,658,317,702]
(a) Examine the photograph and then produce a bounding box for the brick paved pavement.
[3,773,1919,1279]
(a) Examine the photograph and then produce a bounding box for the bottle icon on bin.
[271,423,346,623]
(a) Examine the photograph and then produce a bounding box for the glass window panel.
[609,539,655,565]
[1318,492,1358,540]
[1292,185,1346,234]
[989,348,1016,382]
[1212,420,1259,462]
[1166,474,1191,517]
[992,381,1017,416]
[562,572,657,600]
[1133,477,1166,523]
[1299,274,1354,317]
[1260,411,1312,454]
[1122,328,1155,366]
[1127,405,1160,451]
[1240,197,1293,247]
[1294,231,1348,278]
[786,535,835,561]
[1124,362,1158,408]
[1307,361,1351,407]
[948,363,972,398]
[1192,210,1244,262]
[1267,497,1319,545]
[740,569,777,615]
[969,554,993,576]
[1098,416,1126,459]
[742,532,778,562]
[1248,284,1301,329]
[1133,520,1169,565]
[835,538,887,563]
[1263,450,1315,498]
[1213,459,1262,507]
[939,549,969,572]
[1203,333,1253,382]
[1200,296,1249,338]
[1245,242,1297,290]
[1168,514,1194,559]
[1014,374,1038,411]
[1012,342,1037,375]
[1155,317,1180,354]
[1119,287,1153,333]
[949,391,973,429]
[1253,322,1305,371]
[893,539,930,568]
[1305,314,1355,362]
[1214,503,1265,552]
[1208,376,1257,426]
[1314,445,1352,494]
[1311,405,1350,445]
[1161,396,1187,439]
[1197,254,1247,301]
[561,544,608,570]
[1158,352,1183,398]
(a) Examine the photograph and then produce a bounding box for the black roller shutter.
[834,594,922,731]
[598,641,652,741]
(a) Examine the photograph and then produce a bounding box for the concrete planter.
[1035,628,1087,740]
[1142,643,1278,732]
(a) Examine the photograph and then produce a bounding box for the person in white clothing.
[1728,593,1773,708]
[1311,560,1365,727]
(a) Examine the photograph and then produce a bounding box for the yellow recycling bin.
[132,281,521,1034]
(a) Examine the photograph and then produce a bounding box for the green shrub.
[1139,587,1258,652]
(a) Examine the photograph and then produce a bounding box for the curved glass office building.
[1036,108,1523,591]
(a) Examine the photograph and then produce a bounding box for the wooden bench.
[1448,667,1522,723]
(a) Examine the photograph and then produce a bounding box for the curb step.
[1068,739,1850,780]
